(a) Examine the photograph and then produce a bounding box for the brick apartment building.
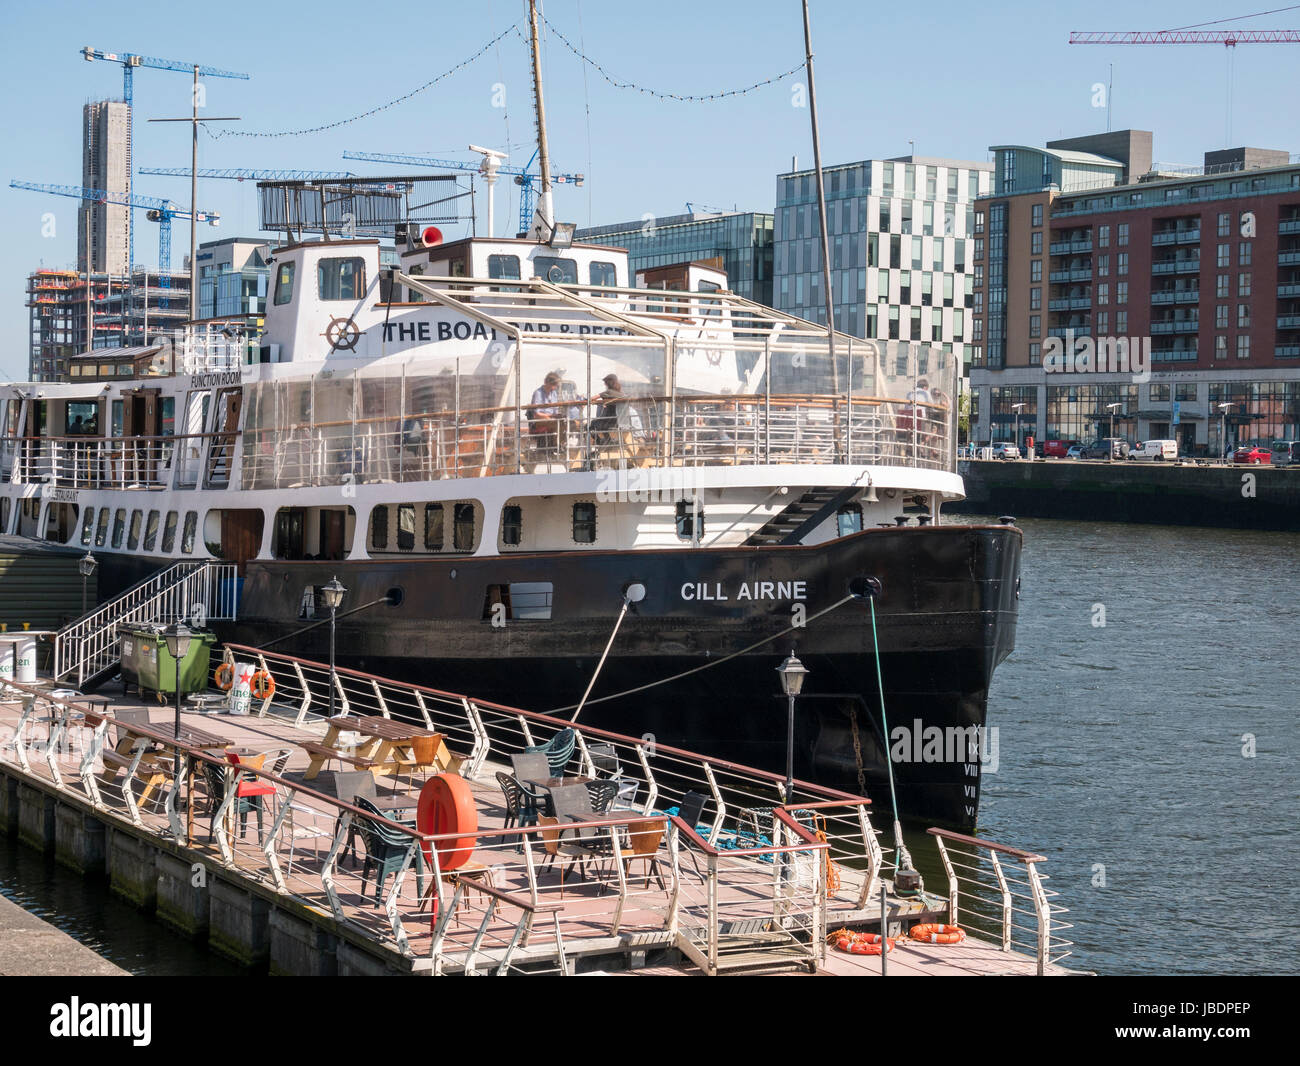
[970,131,1300,455]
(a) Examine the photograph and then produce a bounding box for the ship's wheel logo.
[705,350,723,366]
[323,316,360,352]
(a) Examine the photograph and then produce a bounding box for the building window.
[1030,260,1042,283]
[370,506,388,551]
[1030,287,1041,310]
[1097,255,1109,277]
[1217,243,1230,267]
[1117,310,1128,333]
[1176,383,1197,401]
[1031,232,1042,255]
[1029,343,1041,366]
[1098,224,1110,247]
[1117,252,1128,276]
[572,501,597,543]
[1117,223,1129,245]
[1031,203,1043,227]
[1216,305,1229,329]
[1150,383,1171,402]
[317,257,366,300]
[1096,312,1109,334]
[676,499,704,539]
[1238,304,1251,328]
[1217,212,1231,236]
[453,503,476,551]
[1239,242,1252,266]
[501,505,522,546]
[1239,272,1252,297]
[1029,315,1041,337]
[424,504,444,550]
[975,211,985,234]
[1237,335,1250,359]
[1096,283,1109,305]
[1215,335,1228,360]
[1217,274,1230,298]
[1116,281,1128,304]
[273,261,295,306]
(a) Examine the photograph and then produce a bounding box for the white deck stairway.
[53,561,239,689]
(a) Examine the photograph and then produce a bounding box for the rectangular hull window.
[453,503,475,551]
[162,511,178,553]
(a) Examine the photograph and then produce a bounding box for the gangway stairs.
[52,560,239,690]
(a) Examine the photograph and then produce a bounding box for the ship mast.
[527,0,555,241]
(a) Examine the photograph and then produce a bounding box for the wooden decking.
[0,681,1071,977]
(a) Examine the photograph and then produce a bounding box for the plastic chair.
[355,795,425,906]
[524,727,576,777]
[585,779,619,814]
[206,752,275,843]
[333,770,378,867]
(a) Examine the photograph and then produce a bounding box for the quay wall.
[949,459,1300,530]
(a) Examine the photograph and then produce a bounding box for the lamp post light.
[776,652,809,800]
[1106,402,1123,458]
[162,620,194,796]
[1011,402,1026,455]
[1217,401,1233,461]
[319,576,347,721]
[78,551,97,615]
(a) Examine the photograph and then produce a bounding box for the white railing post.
[934,835,958,926]
[989,849,1012,951]
[1026,860,1051,976]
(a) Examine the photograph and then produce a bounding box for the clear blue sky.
[3,0,1299,381]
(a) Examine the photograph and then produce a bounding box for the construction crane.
[140,167,360,182]
[80,46,249,272]
[342,149,584,235]
[10,180,220,284]
[1069,26,1300,142]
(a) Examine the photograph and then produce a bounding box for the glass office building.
[575,212,774,306]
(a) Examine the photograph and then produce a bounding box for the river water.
[3,515,1296,975]
[951,515,1299,975]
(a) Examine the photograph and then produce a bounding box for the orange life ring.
[909,923,966,944]
[214,662,235,691]
[250,670,276,701]
[416,773,477,872]
[830,930,896,955]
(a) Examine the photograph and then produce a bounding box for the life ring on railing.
[829,929,896,955]
[909,923,966,944]
[417,773,478,872]
[250,670,276,701]
[214,662,235,691]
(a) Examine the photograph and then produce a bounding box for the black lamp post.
[79,551,97,615]
[1106,402,1122,458]
[776,652,809,800]
[320,576,347,720]
[162,620,194,795]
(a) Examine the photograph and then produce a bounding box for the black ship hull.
[220,523,1021,829]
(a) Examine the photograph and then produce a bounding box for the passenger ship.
[0,218,1020,827]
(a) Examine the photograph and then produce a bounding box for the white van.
[1131,439,1178,461]
[1270,440,1299,467]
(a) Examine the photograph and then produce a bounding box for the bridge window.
[535,256,578,284]
[397,504,415,551]
[370,506,389,551]
[572,501,597,544]
[162,511,178,553]
[111,509,126,549]
[181,511,198,554]
[837,503,863,536]
[675,499,704,540]
[127,510,142,551]
[273,261,295,306]
[488,254,521,280]
[318,257,366,301]
[453,503,476,551]
[501,505,522,546]
[80,507,94,546]
[95,509,110,547]
[143,510,160,552]
[590,261,617,287]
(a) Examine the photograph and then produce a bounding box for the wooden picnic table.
[302,715,459,781]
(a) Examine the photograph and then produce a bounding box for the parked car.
[1270,440,1299,467]
[1233,446,1272,465]
[1065,444,1085,460]
[1041,439,1075,458]
[1082,438,1129,459]
[1130,439,1179,462]
[993,442,1021,460]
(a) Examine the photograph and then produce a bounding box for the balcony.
[1049,297,1091,311]
[1049,239,1093,255]
[1047,326,1092,339]
[1151,259,1201,275]
[1278,218,1300,235]
[1151,290,1200,306]
[1277,344,1300,357]
[1151,227,1201,246]
[1048,268,1093,283]
[1150,320,1200,335]
[1278,284,1300,298]
[1279,250,1300,265]
[1278,315,1300,330]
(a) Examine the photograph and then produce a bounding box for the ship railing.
[53,561,238,687]
[237,391,950,491]
[926,828,1074,974]
[5,432,238,491]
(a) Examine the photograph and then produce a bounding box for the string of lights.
[207,23,519,138]
[533,14,803,102]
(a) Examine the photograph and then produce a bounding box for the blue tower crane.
[10,180,220,286]
[342,150,584,235]
[80,47,249,272]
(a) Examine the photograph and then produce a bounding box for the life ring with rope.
[909,923,966,944]
[214,662,235,692]
[829,928,896,955]
[250,670,276,701]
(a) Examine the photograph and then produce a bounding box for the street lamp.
[1217,402,1234,461]
[1011,402,1026,454]
[78,551,97,615]
[319,576,347,720]
[162,620,194,796]
[776,652,809,799]
[1106,402,1123,458]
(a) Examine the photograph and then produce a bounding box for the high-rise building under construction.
[79,100,130,275]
